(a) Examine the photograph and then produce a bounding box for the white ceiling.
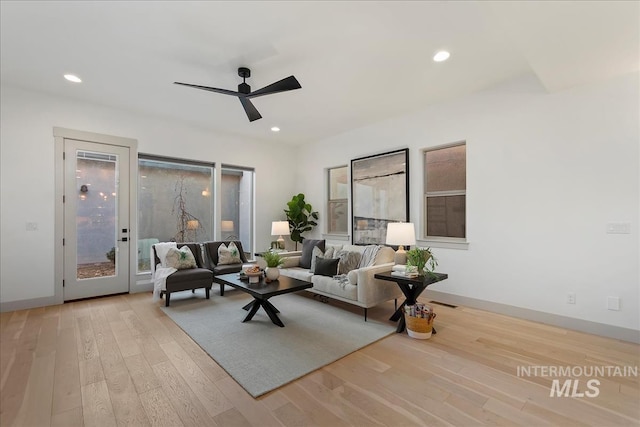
[1,1,638,145]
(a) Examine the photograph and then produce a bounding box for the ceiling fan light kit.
[174,67,301,122]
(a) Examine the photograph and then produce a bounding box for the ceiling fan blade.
[174,82,239,97]
[239,97,262,122]
[246,75,301,99]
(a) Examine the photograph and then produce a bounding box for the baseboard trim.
[3,287,638,343]
[0,295,62,313]
[425,290,640,344]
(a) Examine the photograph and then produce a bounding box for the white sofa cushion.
[280,266,313,282]
[312,274,357,301]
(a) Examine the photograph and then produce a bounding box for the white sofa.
[279,243,402,320]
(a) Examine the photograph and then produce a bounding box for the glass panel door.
[75,151,118,279]
[64,139,130,300]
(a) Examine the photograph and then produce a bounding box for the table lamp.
[271,221,290,250]
[221,220,236,240]
[385,222,416,265]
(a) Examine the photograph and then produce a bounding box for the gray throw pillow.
[314,257,339,277]
[335,250,362,275]
[299,239,326,269]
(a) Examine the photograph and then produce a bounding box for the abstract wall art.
[351,148,409,244]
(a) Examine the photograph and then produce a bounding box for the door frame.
[54,127,138,304]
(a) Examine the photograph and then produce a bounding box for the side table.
[374,271,448,333]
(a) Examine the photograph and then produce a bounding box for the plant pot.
[265,267,280,280]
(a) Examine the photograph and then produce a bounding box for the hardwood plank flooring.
[1,291,638,426]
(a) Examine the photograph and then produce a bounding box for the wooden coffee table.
[213,273,313,327]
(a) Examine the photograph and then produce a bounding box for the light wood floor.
[1,290,638,427]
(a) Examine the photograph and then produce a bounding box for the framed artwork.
[351,148,409,244]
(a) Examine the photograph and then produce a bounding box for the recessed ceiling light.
[271,127,280,132]
[433,51,450,62]
[64,74,82,83]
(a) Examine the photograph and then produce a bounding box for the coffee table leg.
[264,299,280,314]
[242,301,254,311]
[261,300,285,327]
[242,300,261,323]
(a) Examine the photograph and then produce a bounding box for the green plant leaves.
[284,193,318,244]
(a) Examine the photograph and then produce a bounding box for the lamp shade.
[271,221,290,236]
[221,220,234,232]
[385,222,416,246]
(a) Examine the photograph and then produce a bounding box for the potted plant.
[406,247,438,277]
[262,251,285,280]
[284,193,319,249]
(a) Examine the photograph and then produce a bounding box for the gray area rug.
[161,288,395,397]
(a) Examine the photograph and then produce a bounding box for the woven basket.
[405,313,435,333]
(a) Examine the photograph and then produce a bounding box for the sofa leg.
[165,293,170,307]
[220,284,225,296]
[394,298,397,311]
[205,288,210,299]
[364,308,367,322]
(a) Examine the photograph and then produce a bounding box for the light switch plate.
[607,296,620,311]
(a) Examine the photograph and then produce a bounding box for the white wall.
[2,73,638,336]
[296,72,639,333]
[0,86,298,305]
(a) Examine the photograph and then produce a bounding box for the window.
[220,166,254,256]
[327,166,348,234]
[424,143,466,239]
[138,156,214,272]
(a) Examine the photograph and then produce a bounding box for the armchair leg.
[165,292,171,307]
[364,308,368,322]
[206,287,210,299]
[394,298,397,311]
[220,284,225,296]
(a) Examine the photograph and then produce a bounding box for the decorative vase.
[265,267,280,280]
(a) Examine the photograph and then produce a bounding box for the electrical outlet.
[567,292,576,304]
[606,222,631,234]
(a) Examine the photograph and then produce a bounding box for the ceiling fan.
[174,67,301,122]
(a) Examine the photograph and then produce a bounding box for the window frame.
[421,142,469,249]
[220,164,255,257]
[137,154,215,273]
[326,165,348,236]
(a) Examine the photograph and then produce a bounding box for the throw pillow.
[218,242,242,265]
[299,239,326,269]
[347,269,358,285]
[335,250,362,275]
[154,242,177,268]
[324,246,335,259]
[309,246,325,273]
[314,257,339,277]
[165,246,197,270]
